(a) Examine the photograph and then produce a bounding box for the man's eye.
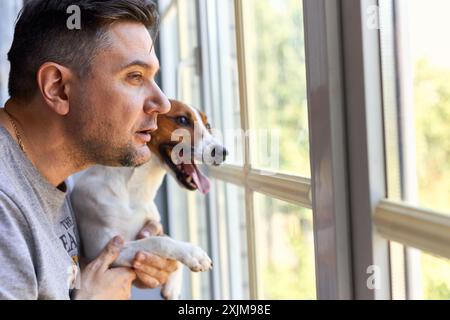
[128,73,143,82]
[176,116,190,126]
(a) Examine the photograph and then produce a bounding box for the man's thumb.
[96,236,124,271]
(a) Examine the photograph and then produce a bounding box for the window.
[242,0,310,177]
[405,0,450,214]
[376,0,450,300]
[0,1,23,106]
[159,0,212,299]
[390,241,450,300]
[381,0,450,215]
[419,252,450,299]
[158,0,450,300]
[159,0,315,299]
[213,180,249,299]
[253,194,316,299]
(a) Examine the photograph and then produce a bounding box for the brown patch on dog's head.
[148,99,207,153]
[148,99,226,193]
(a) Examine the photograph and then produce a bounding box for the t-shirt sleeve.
[0,191,38,300]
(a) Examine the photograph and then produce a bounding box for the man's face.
[67,21,170,167]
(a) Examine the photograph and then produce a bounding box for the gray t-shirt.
[0,126,79,300]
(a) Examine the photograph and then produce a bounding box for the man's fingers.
[134,271,162,288]
[133,263,169,284]
[114,267,137,283]
[93,236,124,272]
[133,252,179,273]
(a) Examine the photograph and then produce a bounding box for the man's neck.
[1,99,88,188]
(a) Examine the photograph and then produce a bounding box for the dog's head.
[148,99,227,194]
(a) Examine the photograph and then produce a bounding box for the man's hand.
[74,236,136,300]
[133,221,179,289]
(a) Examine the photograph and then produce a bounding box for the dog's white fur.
[71,103,223,300]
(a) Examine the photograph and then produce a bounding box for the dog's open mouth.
[160,144,211,194]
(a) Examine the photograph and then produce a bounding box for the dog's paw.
[161,264,183,300]
[180,245,213,272]
[161,288,180,300]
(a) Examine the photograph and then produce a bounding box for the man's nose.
[144,84,171,115]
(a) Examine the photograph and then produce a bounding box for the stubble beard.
[68,110,145,168]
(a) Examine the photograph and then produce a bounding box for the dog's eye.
[205,123,212,130]
[176,116,190,126]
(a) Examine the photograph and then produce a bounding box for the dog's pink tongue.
[184,164,211,194]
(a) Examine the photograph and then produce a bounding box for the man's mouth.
[136,130,152,143]
[159,144,211,194]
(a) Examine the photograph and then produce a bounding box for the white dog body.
[71,100,225,299]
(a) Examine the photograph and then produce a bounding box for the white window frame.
[303,0,353,299]
[159,0,450,300]
[160,0,362,300]
[342,0,450,299]
[340,0,391,300]
[206,0,316,299]
[201,0,353,300]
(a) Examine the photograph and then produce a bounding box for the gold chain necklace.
[3,108,26,154]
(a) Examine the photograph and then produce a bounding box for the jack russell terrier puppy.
[70,99,227,299]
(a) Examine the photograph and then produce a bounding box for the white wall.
[0,0,22,107]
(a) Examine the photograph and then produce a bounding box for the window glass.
[242,0,310,177]
[210,0,243,166]
[400,0,450,214]
[214,180,249,299]
[381,0,450,301]
[420,251,450,299]
[177,0,201,106]
[253,193,316,299]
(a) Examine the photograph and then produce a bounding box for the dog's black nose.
[211,146,228,164]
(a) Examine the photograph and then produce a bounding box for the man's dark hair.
[8,0,159,101]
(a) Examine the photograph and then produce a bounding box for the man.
[0,0,178,299]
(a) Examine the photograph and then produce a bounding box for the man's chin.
[131,153,152,168]
[120,145,152,168]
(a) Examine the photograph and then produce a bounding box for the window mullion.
[303,0,353,299]
[340,0,391,300]
[234,0,258,299]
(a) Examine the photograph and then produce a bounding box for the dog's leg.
[114,236,212,272]
[139,218,185,300]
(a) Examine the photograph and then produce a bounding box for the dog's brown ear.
[197,110,211,129]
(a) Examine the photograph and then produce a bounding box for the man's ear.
[36,62,74,116]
